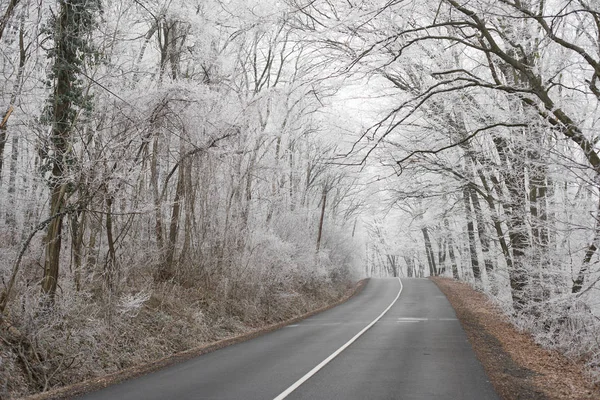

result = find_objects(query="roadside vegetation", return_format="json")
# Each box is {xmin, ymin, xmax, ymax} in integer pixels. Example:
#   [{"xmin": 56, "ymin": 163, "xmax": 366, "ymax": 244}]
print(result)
[
  {"xmin": 296, "ymin": 0, "xmax": 600, "ymax": 386},
  {"xmin": 0, "ymin": 0, "xmax": 361, "ymax": 397},
  {"xmin": 3, "ymin": 0, "xmax": 600, "ymax": 397}
]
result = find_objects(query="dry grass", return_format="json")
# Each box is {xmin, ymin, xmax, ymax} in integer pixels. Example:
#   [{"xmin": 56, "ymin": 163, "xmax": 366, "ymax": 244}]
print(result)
[
  {"xmin": 431, "ymin": 277, "xmax": 600, "ymax": 400},
  {"xmin": 10, "ymin": 279, "xmax": 366, "ymax": 400}
]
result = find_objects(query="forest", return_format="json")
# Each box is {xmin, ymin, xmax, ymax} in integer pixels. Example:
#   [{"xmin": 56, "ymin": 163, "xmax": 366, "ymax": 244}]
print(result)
[{"xmin": 1, "ymin": 0, "xmax": 599, "ymax": 397}]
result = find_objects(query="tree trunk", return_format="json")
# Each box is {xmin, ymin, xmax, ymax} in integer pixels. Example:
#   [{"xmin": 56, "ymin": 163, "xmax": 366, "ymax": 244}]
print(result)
[
  {"xmin": 463, "ymin": 185, "xmax": 481, "ymax": 281},
  {"xmin": 179, "ymin": 155, "xmax": 196, "ymax": 265},
  {"xmin": 437, "ymin": 237, "xmax": 447, "ymax": 275},
  {"xmin": 492, "ymin": 135, "xmax": 530, "ymax": 310},
  {"xmin": 404, "ymin": 255, "xmax": 414, "ymax": 278},
  {"xmin": 477, "ymin": 170, "xmax": 513, "ymax": 271},
  {"xmin": 316, "ymin": 186, "xmax": 327, "ymax": 252},
  {"xmin": 3, "ymin": 16, "xmax": 26, "ymax": 234},
  {"xmin": 421, "ymin": 226, "xmax": 437, "ymax": 276},
  {"xmin": 573, "ymin": 196, "xmax": 600, "ymax": 293},
  {"xmin": 469, "ymin": 185, "xmax": 495, "ymax": 275},
  {"xmin": 5, "ymin": 134, "xmax": 18, "ymax": 236},
  {"xmin": 163, "ymin": 157, "xmax": 186, "ymax": 279},
  {"xmin": 387, "ymin": 254, "xmax": 398, "ymax": 277},
  {"xmin": 70, "ymin": 211, "xmax": 85, "ymax": 291},
  {"xmin": 105, "ymin": 193, "xmax": 117, "ymax": 293},
  {"xmin": 444, "ymin": 218, "xmax": 460, "ymax": 279},
  {"xmin": 42, "ymin": 0, "xmax": 79, "ymax": 301},
  {"xmin": 41, "ymin": 185, "xmax": 67, "ymax": 298},
  {"xmin": 0, "ymin": 0, "xmax": 20, "ymax": 41},
  {"xmin": 150, "ymin": 134, "xmax": 165, "ymax": 253}
]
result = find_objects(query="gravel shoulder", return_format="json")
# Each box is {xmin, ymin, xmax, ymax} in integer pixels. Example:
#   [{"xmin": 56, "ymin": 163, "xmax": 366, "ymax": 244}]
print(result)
[{"xmin": 431, "ymin": 277, "xmax": 599, "ymax": 400}]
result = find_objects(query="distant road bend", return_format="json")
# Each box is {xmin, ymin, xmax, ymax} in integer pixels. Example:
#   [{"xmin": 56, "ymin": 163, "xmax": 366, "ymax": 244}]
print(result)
[{"xmin": 79, "ymin": 278, "xmax": 499, "ymax": 400}]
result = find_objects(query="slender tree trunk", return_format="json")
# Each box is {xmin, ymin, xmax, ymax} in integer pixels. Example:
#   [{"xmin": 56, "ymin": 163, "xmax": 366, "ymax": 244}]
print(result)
[
  {"xmin": 132, "ymin": 22, "xmax": 158, "ymax": 86},
  {"xmin": 316, "ymin": 186, "xmax": 327, "ymax": 252},
  {"xmin": 70, "ymin": 210, "xmax": 85, "ymax": 291},
  {"xmin": 478, "ymin": 170, "xmax": 513, "ymax": 271},
  {"xmin": 179, "ymin": 156, "xmax": 196, "ymax": 265},
  {"xmin": 463, "ymin": 185, "xmax": 481, "ymax": 281},
  {"xmin": 163, "ymin": 157, "xmax": 186, "ymax": 279},
  {"xmin": 421, "ymin": 226, "xmax": 437, "ymax": 276},
  {"xmin": 437, "ymin": 237, "xmax": 447, "ymax": 275},
  {"xmin": 387, "ymin": 255, "xmax": 398, "ymax": 277},
  {"xmin": 0, "ymin": 0, "xmax": 20, "ymax": 41},
  {"xmin": 42, "ymin": 184, "xmax": 67, "ymax": 298},
  {"xmin": 3, "ymin": 16, "xmax": 26, "ymax": 231},
  {"xmin": 150, "ymin": 135, "xmax": 164, "ymax": 253},
  {"xmin": 492, "ymin": 135, "xmax": 530, "ymax": 310},
  {"xmin": 469, "ymin": 186, "xmax": 495, "ymax": 274},
  {"xmin": 573, "ymin": 196, "xmax": 600, "ymax": 293},
  {"xmin": 404, "ymin": 255, "xmax": 414, "ymax": 278},
  {"xmin": 105, "ymin": 193, "xmax": 117, "ymax": 293},
  {"xmin": 443, "ymin": 218, "xmax": 460, "ymax": 279},
  {"xmin": 0, "ymin": 106, "xmax": 13, "ymax": 182},
  {"xmin": 86, "ymin": 219, "xmax": 99, "ymax": 271},
  {"xmin": 5, "ymin": 134, "xmax": 18, "ymax": 236},
  {"xmin": 289, "ymin": 144, "xmax": 295, "ymax": 211}
]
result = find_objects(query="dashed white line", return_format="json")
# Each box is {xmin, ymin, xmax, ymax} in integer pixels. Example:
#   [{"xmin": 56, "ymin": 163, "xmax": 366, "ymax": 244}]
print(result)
[{"xmin": 272, "ymin": 277, "xmax": 403, "ymax": 400}]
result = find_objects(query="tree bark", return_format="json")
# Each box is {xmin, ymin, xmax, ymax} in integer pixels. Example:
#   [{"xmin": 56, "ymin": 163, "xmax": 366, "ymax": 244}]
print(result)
[
  {"xmin": 0, "ymin": 0, "xmax": 20, "ymax": 41},
  {"xmin": 477, "ymin": 170, "xmax": 513, "ymax": 271},
  {"xmin": 573, "ymin": 196, "xmax": 600, "ymax": 293},
  {"xmin": 463, "ymin": 185, "xmax": 481, "ymax": 281},
  {"xmin": 41, "ymin": 185, "xmax": 67, "ymax": 298},
  {"xmin": 70, "ymin": 211, "xmax": 85, "ymax": 291},
  {"xmin": 42, "ymin": 1, "xmax": 75, "ymax": 300},
  {"xmin": 150, "ymin": 134, "xmax": 164, "ymax": 253},
  {"xmin": 163, "ymin": 156, "xmax": 186, "ymax": 279},
  {"xmin": 316, "ymin": 186, "xmax": 327, "ymax": 252},
  {"xmin": 492, "ymin": 135, "xmax": 530, "ymax": 309},
  {"xmin": 421, "ymin": 226, "xmax": 437, "ymax": 276},
  {"xmin": 469, "ymin": 185, "xmax": 494, "ymax": 275},
  {"xmin": 105, "ymin": 193, "xmax": 117, "ymax": 292},
  {"xmin": 444, "ymin": 218, "xmax": 460, "ymax": 279}
]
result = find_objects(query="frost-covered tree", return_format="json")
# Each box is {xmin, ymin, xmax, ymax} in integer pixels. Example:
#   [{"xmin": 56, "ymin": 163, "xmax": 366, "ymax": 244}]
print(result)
[{"xmin": 39, "ymin": 0, "xmax": 101, "ymax": 299}]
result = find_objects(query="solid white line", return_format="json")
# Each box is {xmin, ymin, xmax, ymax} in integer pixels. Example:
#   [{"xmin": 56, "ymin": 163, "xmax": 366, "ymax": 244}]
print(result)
[{"xmin": 272, "ymin": 278, "xmax": 403, "ymax": 400}]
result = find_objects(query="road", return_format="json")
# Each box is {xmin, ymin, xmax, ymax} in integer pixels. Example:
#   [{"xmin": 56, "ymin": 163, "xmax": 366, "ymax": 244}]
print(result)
[{"xmin": 78, "ymin": 278, "xmax": 499, "ymax": 400}]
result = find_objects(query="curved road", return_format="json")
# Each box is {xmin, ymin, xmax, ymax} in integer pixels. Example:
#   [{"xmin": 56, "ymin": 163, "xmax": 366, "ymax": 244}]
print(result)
[{"xmin": 78, "ymin": 278, "xmax": 499, "ymax": 400}]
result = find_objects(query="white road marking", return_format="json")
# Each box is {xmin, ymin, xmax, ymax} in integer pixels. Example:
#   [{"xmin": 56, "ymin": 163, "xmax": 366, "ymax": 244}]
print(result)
[
  {"xmin": 272, "ymin": 278, "xmax": 403, "ymax": 400},
  {"xmin": 397, "ymin": 317, "xmax": 428, "ymax": 321}
]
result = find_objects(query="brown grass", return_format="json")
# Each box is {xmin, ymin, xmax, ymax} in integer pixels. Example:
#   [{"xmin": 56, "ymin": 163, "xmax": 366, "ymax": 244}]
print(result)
[
  {"xmin": 431, "ymin": 277, "xmax": 599, "ymax": 400},
  {"xmin": 18, "ymin": 279, "xmax": 367, "ymax": 400}
]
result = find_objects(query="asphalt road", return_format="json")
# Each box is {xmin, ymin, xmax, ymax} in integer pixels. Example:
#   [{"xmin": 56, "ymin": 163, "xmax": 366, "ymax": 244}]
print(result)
[{"xmin": 78, "ymin": 278, "xmax": 499, "ymax": 400}]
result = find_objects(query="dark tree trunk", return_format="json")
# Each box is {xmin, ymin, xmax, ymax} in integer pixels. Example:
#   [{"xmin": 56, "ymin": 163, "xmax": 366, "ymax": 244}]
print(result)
[
  {"xmin": 316, "ymin": 186, "xmax": 327, "ymax": 252},
  {"xmin": 421, "ymin": 226, "xmax": 437, "ymax": 276},
  {"xmin": 463, "ymin": 185, "xmax": 481, "ymax": 281},
  {"xmin": 444, "ymin": 219, "xmax": 460, "ymax": 279}
]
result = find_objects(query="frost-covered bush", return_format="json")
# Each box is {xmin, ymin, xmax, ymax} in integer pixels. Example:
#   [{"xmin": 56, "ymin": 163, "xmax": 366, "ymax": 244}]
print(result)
[{"xmin": 511, "ymin": 296, "xmax": 600, "ymax": 383}]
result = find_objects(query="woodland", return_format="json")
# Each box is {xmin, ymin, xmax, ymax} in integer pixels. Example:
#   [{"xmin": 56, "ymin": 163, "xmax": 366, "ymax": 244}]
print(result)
[{"xmin": 0, "ymin": 0, "xmax": 600, "ymax": 397}]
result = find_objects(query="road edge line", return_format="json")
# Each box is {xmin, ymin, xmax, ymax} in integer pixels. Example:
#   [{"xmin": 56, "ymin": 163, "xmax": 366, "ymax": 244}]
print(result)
[
  {"xmin": 21, "ymin": 280, "xmax": 369, "ymax": 400},
  {"xmin": 272, "ymin": 277, "xmax": 404, "ymax": 400}
]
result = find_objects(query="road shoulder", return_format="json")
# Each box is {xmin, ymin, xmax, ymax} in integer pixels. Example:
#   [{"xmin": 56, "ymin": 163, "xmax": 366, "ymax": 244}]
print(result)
[
  {"xmin": 431, "ymin": 277, "xmax": 599, "ymax": 400},
  {"xmin": 22, "ymin": 280, "xmax": 367, "ymax": 400}
]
